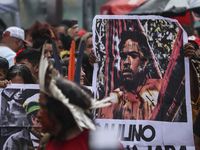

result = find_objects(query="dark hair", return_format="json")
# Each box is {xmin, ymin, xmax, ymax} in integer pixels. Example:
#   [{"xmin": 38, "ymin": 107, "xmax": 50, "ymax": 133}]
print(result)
[
  {"xmin": 16, "ymin": 48, "xmax": 40, "ymax": 67},
  {"xmin": 45, "ymin": 78, "xmax": 93, "ymax": 141},
  {"xmin": 82, "ymin": 52, "xmax": 93, "ymax": 86},
  {"xmin": 119, "ymin": 31, "xmax": 151, "ymax": 59},
  {"xmin": 0, "ymin": 19, "xmax": 7, "ymax": 39},
  {"xmin": 6, "ymin": 64, "xmax": 36, "ymax": 83},
  {"xmin": 32, "ymin": 35, "xmax": 53, "ymax": 50},
  {"xmin": 29, "ymin": 20, "xmax": 59, "ymax": 49},
  {"xmin": 60, "ymin": 33, "xmax": 72, "ymax": 51},
  {"xmin": 0, "ymin": 56, "xmax": 9, "ymax": 74},
  {"xmin": 61, "ymin": 19, "xmax": 78, "ymax": 29}
]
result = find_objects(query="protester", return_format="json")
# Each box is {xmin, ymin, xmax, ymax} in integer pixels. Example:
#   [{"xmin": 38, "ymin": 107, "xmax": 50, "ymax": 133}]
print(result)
[
  {"xmin": 61, "ymin": 19, "xmax": 78, "ymax": 40},
  {"xmin": 184, "ymin": 38, "xmax": 200, "ymax": 124},
  {"xmin": 80, "ymin": 68, "xmax": 86, "ymax": 85},
  {"xmin": 6, "ymin": 64, "xmax": 36, "ymax": 84},
  {"xmin": 77, "ymin": 29, "xmax": 87, "ymax": 37},
  {"xmin": 0, "ymin": 56, "xmax": 11, "ymax": 88},
  {"xmin": 188, "ymin": 35, "xmax": 200, "ymax": 89},
  {"xmin": 55, "ymin": 38, "xmax": 64, "ymax": 54},
  {"xmin": 24, "ymin": 28, "xmax": 33, "ymax": 47},
  {"xmin": 58, "ymin": 19, "xmax": 79, "ymax": 51},
  {"xmin": 2, "ymin": 64, "xmax": 37, "ymax": 127},
  {"xmin": 15, "ymin": 48, "xmax": 40, "ymax": 83},
  {"xmin": 55, "ymin": 23, "xmax": 68, "ymax": 35},
  {"xmin": 60, "ymin": 50, "xmax": 70, "ymax": 59},
  {"xmin": 2, "ymin": 64, "xmax": 36, "ymax": 125},
  {"xmin": 29, "ymin": 20, "xmax": 62, "ymax": 57},
  {"xmin": 58, "ymin": 54, "xmax": 89, "ymax": 86},
  {"xmin": 0, "ymin": 27, "xmax": 26, "ymax": 68},
  {"xmin": 0, "ymin": 56, "xmax": 9, "ymax": 80},
  {"xmin": 78, "ymin": 32, "xmax": 93, "ymax": 53},
  {"xmin": 3, "ymin": 101, "xmax": 41, "ymax": 150},
  {"xmin": 78, "ymin": 32, "xmax": 97, "ymax": 86},
  {"xmin": 184, "ymin": 43, "xmax": 200, "ymax": 123},
  {"xmin": 193, "ymin": 111, "xmax": 200, "ymax": 150},
  {"xmin": 0, "ymin": 19, "xmax": 7, "ymax": 40},
  {"xmin": 0, "ymin": 73, "xmax": 38, "ymax": 150},
  {"xmin": 59, "ymin": 33, "xmax": 72, "ymax": 54},
  {"xmin": 74, "ymin": 29, "xmax": 87, "ymax": 50},
  {"xmin": 184, "ymin": 42, "xmax": 200, "ymax": 150},
  {"xmin": 37, "ymin": 45, "xmax": 122, "ymax": 150},
  {"xmin": 188, "ymin": 35, "xmax": 200, "ymax": 58}
]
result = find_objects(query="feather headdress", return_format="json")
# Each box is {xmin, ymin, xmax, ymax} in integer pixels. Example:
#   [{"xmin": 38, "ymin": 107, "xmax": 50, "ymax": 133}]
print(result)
[{"xmin": 39, "ymin": 42, "xmax": 112, "ymax": 131}]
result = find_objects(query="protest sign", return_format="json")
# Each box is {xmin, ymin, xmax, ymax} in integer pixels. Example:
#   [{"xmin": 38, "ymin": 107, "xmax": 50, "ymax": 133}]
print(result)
[
  {"xmin": 93, "ymin": 15, "xmax": 194, "ymax": 149},
  {"xmin": 0, "ymin": 84, "xmax": 40, "ymax": 149}
]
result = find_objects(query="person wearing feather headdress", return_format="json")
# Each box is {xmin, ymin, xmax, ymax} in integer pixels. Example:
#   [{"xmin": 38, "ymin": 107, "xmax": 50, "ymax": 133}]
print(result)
[{"xmin": 37, "ymin": 42, "xmax": 123, "ymax": 150}]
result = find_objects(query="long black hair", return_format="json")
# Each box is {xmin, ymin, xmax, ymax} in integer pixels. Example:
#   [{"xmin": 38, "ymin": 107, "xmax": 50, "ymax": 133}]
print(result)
[{"xmin": 6, "ymin": 64, "xmax": 36, "ymax": 83}]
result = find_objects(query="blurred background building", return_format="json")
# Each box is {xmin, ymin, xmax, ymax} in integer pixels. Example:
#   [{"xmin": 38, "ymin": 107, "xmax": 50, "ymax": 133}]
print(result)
[
  {"xmin": 0, "ymin": 0, "xmax": 109, "ymax": 31},
  {"xmin": 0, "ymin": 0, "xmax": 200, "ymax": 35}
]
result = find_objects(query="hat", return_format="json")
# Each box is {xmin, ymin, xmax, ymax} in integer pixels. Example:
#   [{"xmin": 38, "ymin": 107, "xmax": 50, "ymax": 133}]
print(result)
[
  {"xmin": 3, "ymin": 26, "xmax": 25, "ymax": 41},
  {"xmin": 77, "ymin": 29, "xmax": 87, "ymax": 36},
  {"xmin": 23, "ymin": 101, "xmax": 40, "ymax": 114},
  {"xmin": 188, "ymin": 35, "xmax": 200, "ymax": 46},
  {"xmin": 60, "ymin": 50, "xmax": 70, "ymax": 59}
]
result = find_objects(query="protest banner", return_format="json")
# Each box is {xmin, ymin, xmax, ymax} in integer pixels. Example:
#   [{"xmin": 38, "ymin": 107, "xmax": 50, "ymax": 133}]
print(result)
[
  {"xmin": 92, "ymin": 15, "xmax": 194, "ymax": 149},
  {"xmin": 0, "ymin": 84, "xmax": 40, "ymax": 150}
]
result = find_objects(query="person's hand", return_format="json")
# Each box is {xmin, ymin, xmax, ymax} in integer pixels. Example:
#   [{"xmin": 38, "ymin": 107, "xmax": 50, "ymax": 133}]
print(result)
[
  {"xmin": 89, "ymin": 49, "xmax": 97, "ymax": 67},
  {"xmin": 184, "ymin": 42, "xmax": 200, "ymax": 102},
  {"xmin": 0, "ymin": 80, "xmax": 11, "ymax": 88},
  {"xmin": 183, "ymin": 43, "xmax": 196, "ymax": 59},
  {"xmin": 64, "ymin": 76, "xmax": 68, "ymax": 80}
]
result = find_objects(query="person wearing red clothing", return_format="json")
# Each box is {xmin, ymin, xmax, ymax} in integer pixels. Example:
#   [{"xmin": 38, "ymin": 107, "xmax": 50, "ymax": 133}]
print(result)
[
  {"xmin": 45, "ymin": 129, "xmax": 89, "ymax": 150},
  {"xmin": 37, "ymin": 43, "xmax": 123, "ymax": 150}
]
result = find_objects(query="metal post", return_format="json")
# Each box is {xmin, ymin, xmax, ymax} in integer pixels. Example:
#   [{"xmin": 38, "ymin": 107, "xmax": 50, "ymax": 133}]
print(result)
[
  {"xmin": 83, "ymin": 0, "xmax": 95, "ymax": 31},
  {"xmin": 46, "ymin": 0, "xmax": 63, "ymax": 26}
]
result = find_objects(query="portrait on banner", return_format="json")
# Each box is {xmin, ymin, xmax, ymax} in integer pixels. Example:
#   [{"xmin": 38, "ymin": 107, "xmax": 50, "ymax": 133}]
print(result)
[
  {"xmin": 94, "ymin": 17, "xmax": 186, "ymax": 122},
  {"xmin": 0, "ymin": 84, "xmax": 41, "ymax": 150}
]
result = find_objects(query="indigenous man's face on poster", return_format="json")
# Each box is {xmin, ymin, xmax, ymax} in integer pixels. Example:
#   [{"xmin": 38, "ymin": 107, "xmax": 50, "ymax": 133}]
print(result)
[{"xmin": 120, "ymin": 39, "xmax": 143, "ymax": 82}]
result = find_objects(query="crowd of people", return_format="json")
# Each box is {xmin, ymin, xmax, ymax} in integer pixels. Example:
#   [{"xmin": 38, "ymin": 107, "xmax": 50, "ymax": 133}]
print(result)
[
  {"xmin": 0, "ymin": 19, "xmax": 124, "ymax": 150},
  {"xmin": 0, "ymin": 16, "xmax": 199, "ymax": 150},
  {"xmin": 0, "ymin": 19, "xmax": 96, "ymax": 85}
]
